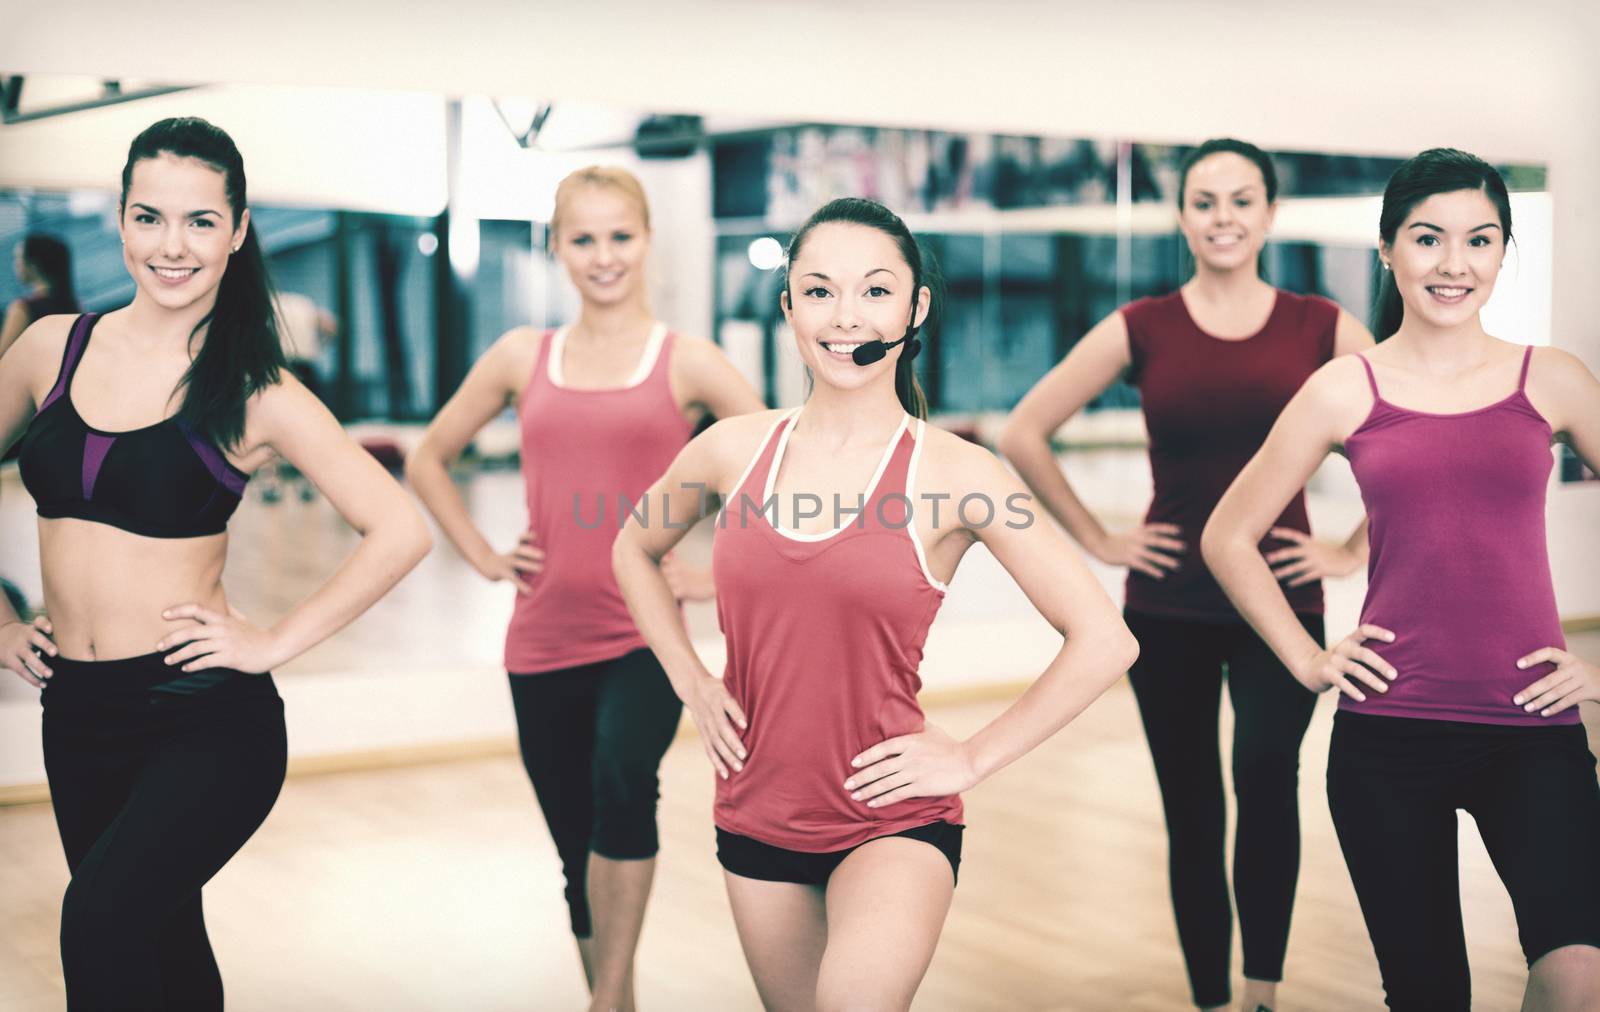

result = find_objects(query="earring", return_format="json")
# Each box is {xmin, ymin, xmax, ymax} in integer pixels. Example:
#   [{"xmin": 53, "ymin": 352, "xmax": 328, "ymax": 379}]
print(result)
[{"xmin": 1381, "ymin": 261, "xmax": 1390, "ymax": 271}]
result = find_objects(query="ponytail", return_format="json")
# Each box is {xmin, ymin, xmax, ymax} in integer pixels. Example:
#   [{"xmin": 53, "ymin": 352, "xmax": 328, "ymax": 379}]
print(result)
[{"xmin": 120, "ymin": 117, "xmax": 284, "ymax": 449}]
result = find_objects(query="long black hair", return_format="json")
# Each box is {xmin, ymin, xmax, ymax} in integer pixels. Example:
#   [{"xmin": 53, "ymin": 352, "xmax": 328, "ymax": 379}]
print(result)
[
  {"xmin": 1372, "ymin": 148, "xmax": 1512, "ymax": 340},
  {"xmin": 120, "ymin": 117, "xmax": 284, "ymax": 450},
  {"xmin": 781, "ymin": 197, "xmax": 939, "ymax": 419},
  {"xmin": 21, "ymin": 234, "xmax": 76, "ymax": 306}
]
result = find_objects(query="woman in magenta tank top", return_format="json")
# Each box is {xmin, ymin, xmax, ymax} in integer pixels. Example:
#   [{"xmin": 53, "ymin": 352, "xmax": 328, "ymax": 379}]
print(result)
[
  {"xmin": 1205, "ymin": 149, "xmax": 1600, "ymax": 1010},
  {"xmin": 1002, "ymin": 138, "xmax": 1374, "ymax": 1012},
  {"xmin": 614, "ymin": 198, "xmax": 1139, "ymax": 1010},
  {"xmin": 406, "ymin": 167, "xmax": 763, "ymax": 1011}
]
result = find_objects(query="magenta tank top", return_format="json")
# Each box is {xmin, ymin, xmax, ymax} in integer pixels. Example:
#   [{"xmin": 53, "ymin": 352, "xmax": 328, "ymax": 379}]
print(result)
[
  {"xmin": 1343, "ymin": 345, "xmax": 1572, "ymax": 726},
  {"xmin": 711, "ymin": 411, "xmax": 963, "ymax": 851},
  {"xmin": 504, "ymin": 324, "xmax": 693, "ymax": 674}
]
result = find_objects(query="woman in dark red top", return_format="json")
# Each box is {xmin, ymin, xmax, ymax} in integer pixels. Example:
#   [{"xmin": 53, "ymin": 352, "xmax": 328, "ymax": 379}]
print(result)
[{"xmin": 1000, "ymin": 139, "xmax": 1374, "ymax": 1012}]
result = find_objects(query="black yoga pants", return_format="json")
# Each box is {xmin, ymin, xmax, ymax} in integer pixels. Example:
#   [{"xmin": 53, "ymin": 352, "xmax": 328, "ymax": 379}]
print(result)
[
  {"xmin": 1124, "ymin": 608, "xmax": 1323, "ymax": 1008},
  {"xmin": 1327, "ymin": 709, "xmax": 1600, "ymax": 1011},
  {"xmin": 42, "ymin": 651, "xmax": 287, "ymax": 1011},
  {"xmin": 508, "ymin": 647, "xmax": 683, "ymax": 938}
]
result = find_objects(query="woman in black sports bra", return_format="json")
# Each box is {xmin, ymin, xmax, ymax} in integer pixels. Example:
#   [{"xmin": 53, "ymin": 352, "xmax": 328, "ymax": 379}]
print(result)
[{"xmin": 0, "ymin": 118, "xmax": 432, "ymax": 1010}]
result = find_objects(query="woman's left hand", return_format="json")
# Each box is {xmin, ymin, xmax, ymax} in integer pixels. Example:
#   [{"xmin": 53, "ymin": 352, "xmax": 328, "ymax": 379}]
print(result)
[
  {"xmin": 845, "ymin": 724, "xmax": 978, "ymax": 808},
  {"xmin": 1513, "ymin": 648, "xmax": 1600, "ymax": 718},
  {"xmin": 1263, "ymin": 527, "xmax": 1361, "ymax": 587},
  {"xmin": 157, "ymin": 603, "xmax": 283, "ymax": 674}
]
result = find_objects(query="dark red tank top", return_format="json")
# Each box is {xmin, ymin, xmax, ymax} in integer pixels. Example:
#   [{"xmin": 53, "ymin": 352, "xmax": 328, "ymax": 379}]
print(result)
[
  {"xmin": 504, "ymin": 324, "xmax": 693, "ymax": 673},
  {"xmin": 711, "ymin": 411, "xmax": 962, "ymax": 851},
  {"xmin": 1123, "ymin": 289, "xmax": 1339, "ymax": 620}
]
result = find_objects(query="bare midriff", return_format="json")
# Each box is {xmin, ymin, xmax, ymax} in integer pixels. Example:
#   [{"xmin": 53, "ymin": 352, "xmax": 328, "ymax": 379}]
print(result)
[{"xmin": 39, "ymin": 517, "xmax": 230, "ymax": 661}]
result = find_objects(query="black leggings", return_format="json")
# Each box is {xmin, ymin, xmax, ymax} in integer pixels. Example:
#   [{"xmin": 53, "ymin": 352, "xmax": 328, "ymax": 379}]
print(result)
[
  {"xmin": 1328, "ymin": 710, "xmax": 1600, "ymax": 1011},
  {"xmin": 1124, "ymin": 608, "xmax": 1323, "ymax": 1008},
  {"xmin": 508, "ymin": 647, "xmax": 683, "ymax": 939},
  {"xmin": 41, "ymin": 651, "xmax": 287, "ymax": 1011}
]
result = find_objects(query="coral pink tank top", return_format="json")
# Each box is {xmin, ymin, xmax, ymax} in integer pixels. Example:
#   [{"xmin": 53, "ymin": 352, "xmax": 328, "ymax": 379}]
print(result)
[
  {"xmin": 1343, "ymin": 345, "xmax": 1572, "ymax": 726},
  {"xmin": 711, "ymin": 410, "xmax": 964, "ymax": 851},
  {"xmin": 504, "ymin": 324, "xmax": 692, "ymax": 673}
]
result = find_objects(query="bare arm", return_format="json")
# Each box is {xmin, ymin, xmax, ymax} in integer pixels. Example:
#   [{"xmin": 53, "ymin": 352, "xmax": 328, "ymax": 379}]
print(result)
[
  {"xmin": 1505, "ymin": 347, "xmax": 1600, "ymax": 718},
  {"xmin": 998, "ymin": 311, "xmax": 1183, "ymax": 578},
  {"xmin": 614, "ymin": 416, "xmax": 772, "ymax": 778},
  {"xmin": 405, "ymin": 329, "xmax": 539, "ymax": 589},
  {"xmin": 0, "ymin": 319, "xmax": 61, "ymax": 683},
  {"xmin": 1201, "ymin": 359, "xmax": 1395, "ymax": 700},
  {"xmin": 847, "ymin": 437, "xmax": 1140, "ymax": 807},
  {"xmin": 0, "ymin": 301, "xmax": 29, "ymax": 360},
  {"xmin": 658, "ymin": 335, "xmax": 768, "ymax": 600},
  {"xmin": 673, "ymin": 333, "xmax": 767, "ymax": 420},
  {"xmin": 159, "ymin": 373, "xmax": 433, "ymax": 672},
  {"xmin": 1251, "ymin": 308, "xmax": 1377, "ymax": 585}
]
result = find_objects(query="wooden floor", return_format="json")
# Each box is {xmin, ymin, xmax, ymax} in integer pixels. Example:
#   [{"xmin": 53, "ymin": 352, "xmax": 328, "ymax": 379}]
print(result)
[{"xmin": 6, "ymin": 678, "xmax": 1593, "ymax": 1011}]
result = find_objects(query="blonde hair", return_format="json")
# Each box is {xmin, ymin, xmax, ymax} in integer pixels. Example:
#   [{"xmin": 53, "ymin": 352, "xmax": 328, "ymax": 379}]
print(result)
[{"xmin": 550, "ymin": 165, "xmax": 651, "ymax": 241}]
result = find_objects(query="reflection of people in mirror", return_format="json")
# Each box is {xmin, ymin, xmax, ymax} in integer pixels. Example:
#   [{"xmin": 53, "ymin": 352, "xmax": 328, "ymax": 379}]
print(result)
[{"xmin": 1, "ymin": 234, "xmax": 80, "ymax": 360}]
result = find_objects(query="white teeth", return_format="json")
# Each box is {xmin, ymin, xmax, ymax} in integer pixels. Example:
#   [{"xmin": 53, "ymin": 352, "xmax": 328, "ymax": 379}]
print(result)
[
  {"xmin": 153, "ymin": 267, "xmax": 197, "ymax": 279},
  {"xmin": 1430, "ymin": 287, "xmax": 1468, "ymax": 297},
  {"xmin": 823, "ymin": 342, "xmax": 863, "ymax": 353},
  {"xmin": 1209, "ymin": 235, "xmax": 1242, "ymax": 246}
]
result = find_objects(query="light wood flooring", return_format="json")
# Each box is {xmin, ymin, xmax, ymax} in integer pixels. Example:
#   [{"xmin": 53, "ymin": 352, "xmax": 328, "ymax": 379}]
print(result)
[{"xmin": 5, "ymin": 675, "xmax": 1596, "ymax": 1011}]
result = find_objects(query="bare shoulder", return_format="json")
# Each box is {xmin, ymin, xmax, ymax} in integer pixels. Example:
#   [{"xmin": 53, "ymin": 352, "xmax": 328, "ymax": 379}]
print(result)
[
  {"xmin": 1304, "ymin": 353, "xmax": 1372, "ymax": 407},
  {"xmin": 915, "ymin": 421, "xmax": 1014, "ymax": 496},
  {"xmin": 246, "ymin": 365, "xmax": 325, "ymax": 435},
  {"xmin": 696, "ymin": 408, "xmax": 791, "ymax": 488},
  {"xmin": 1, "ymin": 314, "xmax": 76, "ymax": 389},
  {"xmin": 1529, "ymin": 345, "xmax": 1596, "ymax": 386},
  {"xmin": 491, "ymin": 324, "xmax": 547, "ymax": 377},
  {"xmin": 1526, "ymin": 345, "xmax": 1599, "ymax": 427},
  {"xmin": 670, "ymin": 331, "xmax": 721, "ymax": 359},
  {"xmin": 666, "ymin": 331, "xmax": 724, "ymax": 377}
]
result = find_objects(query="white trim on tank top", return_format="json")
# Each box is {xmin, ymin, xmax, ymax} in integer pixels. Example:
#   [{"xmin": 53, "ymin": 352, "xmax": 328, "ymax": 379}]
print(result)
[
  {"xmin": 719, "ymin": 409, "xmax": 799, "ymax": 526},
  {"xmin": 546, "ymin": 321, "xmax": 668, "ymax": 390},
  {"xmin": 761, "ymin": 410, "xmax": 909, "ymax": 543},
  {"xmin": 905, "ymin": 418, "xmax": 950, "ymax": 593}
]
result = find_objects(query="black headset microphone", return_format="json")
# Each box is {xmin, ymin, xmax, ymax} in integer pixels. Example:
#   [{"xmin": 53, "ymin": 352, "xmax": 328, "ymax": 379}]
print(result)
[{"xmin": 850, "ymin": 325, "xmax": 923, "ymax": 366}]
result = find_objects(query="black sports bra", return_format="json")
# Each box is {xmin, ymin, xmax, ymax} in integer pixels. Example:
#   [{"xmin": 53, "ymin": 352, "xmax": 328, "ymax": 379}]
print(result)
[{"xmin": 16, "ymin": 313, "xmax": 250, "ymax": 538}]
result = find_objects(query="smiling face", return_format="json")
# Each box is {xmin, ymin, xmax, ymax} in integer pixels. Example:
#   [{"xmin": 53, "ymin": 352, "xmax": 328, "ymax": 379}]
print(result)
[
  {"xmin": 781, "ymin": 222, "xmax": 929, "ymax": 395},
  {"xmin": 119, "ymin": 152, "xmax": 247, "ymax": 314},
  {"xmin": 1382, "ymin": 187, "xmax": 1505, "ymax": 332},
  {"xmin": 1177, "ymin": 152, "xmax": 1276, "ymax": 274},
  {"xmin": 552, "ymin": 184, "xmax": 650, "ymax": 308}
]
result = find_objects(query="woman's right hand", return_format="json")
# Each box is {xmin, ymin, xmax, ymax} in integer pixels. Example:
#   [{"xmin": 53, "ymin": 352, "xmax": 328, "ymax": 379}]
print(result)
[
  {"xmin": 1295, "ymin": 624, "xmax": 1398, "ymax": 701},
  {"xmin": 1093, "ymin": 523, "xmax": 1186, "ymax": 579},
  {"xmin": 1, "ymin": 616, "xmax": 57, "ymax": 688},
  {"xmin": 479, "ymin": 529, "xmax": 544, "ymax": 593},
  {"xmin": 684, "ymin": 674, "xmax": 748, "ymax": 780}
]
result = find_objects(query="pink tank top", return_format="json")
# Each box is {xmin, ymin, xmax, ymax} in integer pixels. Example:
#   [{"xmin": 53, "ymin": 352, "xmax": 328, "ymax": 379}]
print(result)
[
  {"xmin": 1343, "ymin": 346, "xmax": 1573, "ymax": 726},
  {"xmin": 504, "ymin": 324, "xmax": 693, "ymax": 673},
  {"xmin": 711, "ymin": 411, "xmax": 964, "ymax": 851}
]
